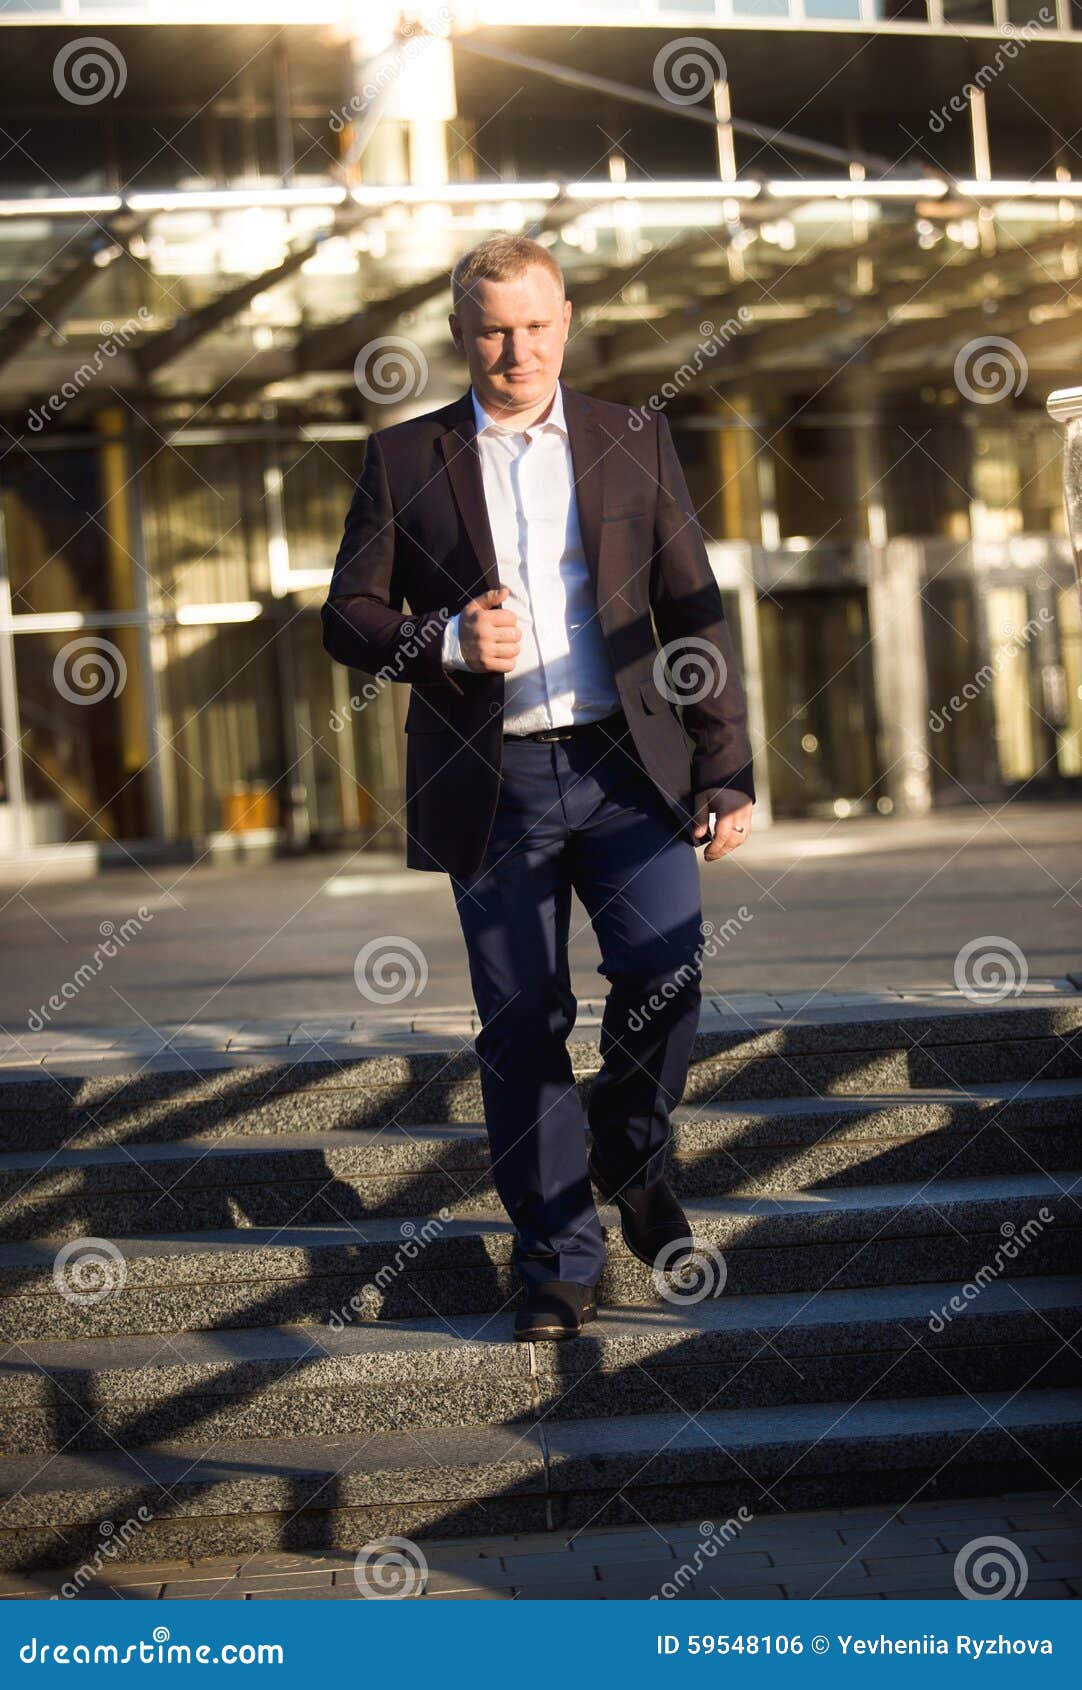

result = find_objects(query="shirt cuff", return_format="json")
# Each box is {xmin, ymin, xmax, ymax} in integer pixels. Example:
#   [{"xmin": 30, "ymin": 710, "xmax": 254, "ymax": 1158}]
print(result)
[{"xmin": 441, "ymin": 612, "xmax": 470, "ymax": 671}]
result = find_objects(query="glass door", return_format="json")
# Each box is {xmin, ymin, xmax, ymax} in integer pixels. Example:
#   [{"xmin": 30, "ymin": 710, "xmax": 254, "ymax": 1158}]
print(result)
[{"xmin": 757, "ymin": 587, "xmax": 883, "ymax": 817}]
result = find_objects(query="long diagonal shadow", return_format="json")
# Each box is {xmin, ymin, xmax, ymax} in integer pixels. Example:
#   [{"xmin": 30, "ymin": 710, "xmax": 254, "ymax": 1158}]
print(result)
[{"xmin": 1, "ymin": 1009, "xmax": 1081, "ymax": 1585}]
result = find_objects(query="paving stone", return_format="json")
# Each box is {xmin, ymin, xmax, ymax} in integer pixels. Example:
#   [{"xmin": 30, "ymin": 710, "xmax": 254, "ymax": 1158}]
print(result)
[
  {"xmin": 423, "ymin": 1586, "xmax": 514, "ymax": 1600},
  {"xmin": 161, "ymin": 1582, "xmax": 245, "ymax": 1598},
  {"xmin": 1034, "ymin": 1536, "xmax": 1082, "ymax": 1562},
  {"xmin": 602, "ymin": 1581, "xmax": 788, "ymax": 1601},
  {"xmin": 885, "ymin": 1581, "xmax": 1073, "ymax": 1600},
  {"xmin": 863, "ymin": 1552, "xmax": 959, "ymax": 1577},
  {"xmin": 71, "ymin": 1584, "xmax": 163, "ymax": 1599},
  {"xmin": 571, "ymin": 1541, "xmax": 679, "ymax": 1564},
  {"xmin": 1006, "ymin": 1512, "xmax": 1082, "ymax": 1531},
  {"xmin": 422, "ymin": 1565, "xmax": 518, "ymax": 1593},
  {"xmin": 837, "ymin": 1530, "xmax": 950, "ymax": 1555},
  {"xmin": 597, "ymin": 1557, "xmax": 691, "ymax": 1586},
  {"xmin": 500, "ymin": 1552, "xmax": 600, "ymax": 1582},
  {"xmin": 484, "ymin": 1532, "xmax": 577, "ymax": 1554},
  {"xmin": 566, "ymin": 1527, "xmax": 676, "ymax": 1553},
  {"xmin": 510, "ymin": 1581, "xmax": 603, "ymax": 1599},
  {"xmin": 245, "ymin": 1586, "xmax": 362, "ymax": 1600},
  {"xmin": 748, "ymin": 1539, "xmax": 852, "ymax": 1565},
  {"xmin": 232, "ymin": 1570, "xmax": 338, "ymax": 1590}
]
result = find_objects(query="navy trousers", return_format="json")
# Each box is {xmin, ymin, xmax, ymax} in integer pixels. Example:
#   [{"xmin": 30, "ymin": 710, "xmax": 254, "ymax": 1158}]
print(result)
[{"xmin": 449, "ymin": 713, "xmax": 705, "ymax": 1290}]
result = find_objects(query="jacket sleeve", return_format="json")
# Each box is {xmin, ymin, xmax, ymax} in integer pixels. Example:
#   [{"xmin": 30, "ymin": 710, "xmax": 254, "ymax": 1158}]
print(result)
[
  {"xmin": 321, "ymin": 430, "xmax": 464, "ymax": 696},
  {"xmin": 652, "ymin": 411, "xmax": 755, "ymax": 804}
]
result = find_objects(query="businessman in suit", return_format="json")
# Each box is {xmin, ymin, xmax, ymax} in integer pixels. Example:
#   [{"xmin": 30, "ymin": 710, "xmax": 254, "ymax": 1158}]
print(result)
[{"xmin": 323, "ymin": 235, "xmax": 755, "ymax": 1341}]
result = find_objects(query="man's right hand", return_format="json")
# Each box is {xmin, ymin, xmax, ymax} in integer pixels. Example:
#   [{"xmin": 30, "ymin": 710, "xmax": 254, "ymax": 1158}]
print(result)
[{"xmin": 458, "ymin": 585, "xmax": 521, "ymax": 674}]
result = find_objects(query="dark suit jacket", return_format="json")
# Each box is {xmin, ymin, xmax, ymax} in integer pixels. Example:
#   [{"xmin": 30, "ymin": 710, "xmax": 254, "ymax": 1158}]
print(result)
[{"xmin": 322, "ymin": 381, "xmax": 756, "ymax": 879}]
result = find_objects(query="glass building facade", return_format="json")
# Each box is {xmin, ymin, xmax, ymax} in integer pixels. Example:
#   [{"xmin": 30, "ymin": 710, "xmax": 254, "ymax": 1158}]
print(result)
[{"xmin": 1, "ymin": 0, "xmax": 1080, "ymax": 864}]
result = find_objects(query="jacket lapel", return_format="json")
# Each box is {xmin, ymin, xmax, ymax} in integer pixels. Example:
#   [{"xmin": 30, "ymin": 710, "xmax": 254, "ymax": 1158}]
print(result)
[
  {"xmin": 437, "ymin": 391, "xmax": 499, "ymax": 595},
  {"xmin": 561, "ymin": 382, "xmax": 607, "ymax": 606}
]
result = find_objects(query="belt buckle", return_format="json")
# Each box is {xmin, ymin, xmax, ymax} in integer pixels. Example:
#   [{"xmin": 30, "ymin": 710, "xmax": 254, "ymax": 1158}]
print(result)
[{"xmin": 535, "ymin": 728, "xmax": 564, "ymax": 742}]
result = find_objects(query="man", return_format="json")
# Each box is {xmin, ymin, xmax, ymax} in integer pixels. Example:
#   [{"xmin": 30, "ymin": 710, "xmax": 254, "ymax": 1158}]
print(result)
[{"xmin": 323, "ymin": 235, "xmax": 755, "ymax": 1342}]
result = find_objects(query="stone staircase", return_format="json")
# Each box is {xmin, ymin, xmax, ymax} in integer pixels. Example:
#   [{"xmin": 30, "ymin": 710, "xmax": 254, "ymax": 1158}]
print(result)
[{"xmin": 1, "ymin": 1000, "xmax": 1081, "ymax": 1576}]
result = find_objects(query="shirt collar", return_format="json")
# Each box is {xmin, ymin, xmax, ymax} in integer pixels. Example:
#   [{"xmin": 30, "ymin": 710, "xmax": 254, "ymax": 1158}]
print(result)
[{"xmin": 471, "ymin": 380, "xmax": 566, "ymax": 439}]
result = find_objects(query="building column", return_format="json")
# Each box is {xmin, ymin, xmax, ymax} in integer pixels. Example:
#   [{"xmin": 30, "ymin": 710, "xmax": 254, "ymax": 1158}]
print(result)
[
  {"xmin": 0, "ymin": 498, "xmax": 28, "ymax": 855},
  {"xmin": 343, "ymin": 0, "xmax": 457, "ymax": 187},
  {"xmin": 709, "ymin": 398, "xmax": 773, "ymax": 825},
  {"xmin": 868, "ymin": 539, "xmax": 933, "ymax": 817}
]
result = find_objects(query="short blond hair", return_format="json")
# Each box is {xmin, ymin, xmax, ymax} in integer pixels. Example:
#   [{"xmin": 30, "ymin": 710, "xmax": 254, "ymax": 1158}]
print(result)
[{"xmin": 450, "ymin": 235, "xmax": 565, "ymax": 314}]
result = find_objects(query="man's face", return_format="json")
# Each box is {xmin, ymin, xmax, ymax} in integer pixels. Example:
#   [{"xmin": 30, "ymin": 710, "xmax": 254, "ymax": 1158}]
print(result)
[{"xmin": 449, "ymin": 266, "xmax": 572, "ymax": 416}]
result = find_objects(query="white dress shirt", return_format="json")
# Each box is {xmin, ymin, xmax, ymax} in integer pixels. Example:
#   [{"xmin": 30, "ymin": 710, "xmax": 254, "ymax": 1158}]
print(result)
[{"xmin": 441, "ymin": 379, "xmax": 621, "ymax": 734}]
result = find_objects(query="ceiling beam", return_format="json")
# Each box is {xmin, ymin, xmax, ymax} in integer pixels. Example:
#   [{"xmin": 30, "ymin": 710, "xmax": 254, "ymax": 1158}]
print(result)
[{"xmin": 0, "ymin": 214, "xmax": 147, "ymax": 376}]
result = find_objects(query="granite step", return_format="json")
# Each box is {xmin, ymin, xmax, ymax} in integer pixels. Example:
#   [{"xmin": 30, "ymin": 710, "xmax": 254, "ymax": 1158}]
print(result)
[
  {"xmin": 3, "ymin": 1001, "xmax": 1079, "ymax": 1152},
  {"xmin": 3, "ymin": 1276, "xmax": 1079, "ymax": 1457},
  {"xmin": 1, "ymin": 1387, "xmax": 1079, "ymax": 1574},
  {"xmin": 4, "ymin": 1079, "xmax": 1082, "ymax": 1238},
  {"xmin": 2, "ymin": 1172, "xmax": 1077, "ymax": 1337}
]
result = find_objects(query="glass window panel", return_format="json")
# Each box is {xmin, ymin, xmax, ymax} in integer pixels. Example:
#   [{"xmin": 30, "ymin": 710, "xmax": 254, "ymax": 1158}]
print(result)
[
  {"xmin": 922, "ymin": 576, "xmax": 1001, "ymax": 795},
  {"xmin": 141, "ymin": 440, "xmax": 269, "ymax": 611},
  {"xmin": 2, "ymin": 445, "xmax": 139, "ymax": 617},
  {"xmin": 972, "ymin": 424, "xmax": 1032, "ymax": 539},
  {"xmin": 280, "ymin": 438, "xmax": 363, "ymax": 578},
  {"xmin": 291, "ymin": 614, "xmax": 407, "ymax": 846},
  {"xmin": 154, "ymin": 620, "xmax": 284, "ymax": 840},
  {"xmin": 985, "ymin": 584, "xmax": 1038, "ymax": 781},
  {"xmin": 12, "ymin": 628, "xmax": 152, "ymax": 845},
  {"xmin": 882, "ymin": 419, "xmax": 972, "ymax": 540},
  {"xmin": 942, "ymin": 0, "xmax": 996, "ymax": 20},
  {"xmin": 870, "ymin": 0, "xmax": 930, "ymax": 16},
  {"xmin": 733, "ymin": 0, "xmax": 789, "ymax": 13},
  {"xmin": 1016, "ymin": 424, "xmax": 1068, "ymax": 534},
  {"xmin": 773, "ymin": 420, "xmax": 861, "ymax": 545},
  {"xmin": 757, "ymin": 588, "xmax": 881, "ymax": 815},
  {"xmin": 1056, "ymin": 582, "xmax": 1082, "ymax": 777},
  {"xmin": 806, "ymin": 0, "xmax": 862, "ymax": 18}
]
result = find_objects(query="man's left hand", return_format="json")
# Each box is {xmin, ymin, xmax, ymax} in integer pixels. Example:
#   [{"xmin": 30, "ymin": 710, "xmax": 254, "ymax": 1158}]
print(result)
[{"xmin": 689, "ymin": 789, "xmax": 753, "ymax": 862}]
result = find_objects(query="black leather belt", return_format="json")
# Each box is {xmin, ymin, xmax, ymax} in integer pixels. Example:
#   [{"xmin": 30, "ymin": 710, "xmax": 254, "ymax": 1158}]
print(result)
[{"xmin": 503, "ymin": 708, "xmax": 627, "ymax": 744}]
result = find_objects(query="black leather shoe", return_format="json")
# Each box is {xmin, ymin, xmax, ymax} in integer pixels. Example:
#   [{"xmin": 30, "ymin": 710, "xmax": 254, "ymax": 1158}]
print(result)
[
  {"xmin": 514, "ymin": 1279, "xmax": 598, "ymax": 1342},
  {"xmin": 588, "ymin": 1149, "xmax": 696, "ymax": 1272}
]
